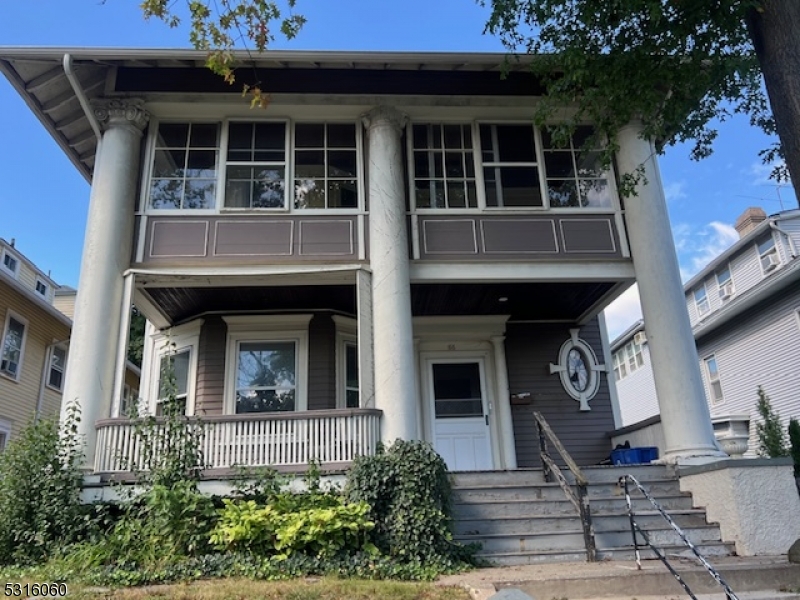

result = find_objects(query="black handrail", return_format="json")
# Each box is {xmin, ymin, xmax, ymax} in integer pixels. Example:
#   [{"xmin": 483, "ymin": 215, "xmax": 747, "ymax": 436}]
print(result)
[
  {"xmin": 619, "ymin": 474, "xmax": 739, "ymax": 600},
  {"xmin": 533, "ymin": 411, "xmax": 596, "ymax": 561}
]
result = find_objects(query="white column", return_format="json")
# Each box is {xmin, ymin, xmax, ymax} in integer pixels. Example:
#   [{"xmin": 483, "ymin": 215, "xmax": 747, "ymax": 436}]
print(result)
[
  {"xmin": 61, "ymin": 99, "xmax": 149, "ymax": 468},
  {"xmin": 362, "ymin": 106, "xmax": 418, "ymax": 443},
  {"xmin": 356, "ymin": 268, "xmax": 375, "ymax": 409},
  {"xmin": 491, "ymin": 335, "xmax": 517, "ymax": 469},
  {"xmin": 616, "ymin": 122, "xmax": 725, "ymax": 462}
]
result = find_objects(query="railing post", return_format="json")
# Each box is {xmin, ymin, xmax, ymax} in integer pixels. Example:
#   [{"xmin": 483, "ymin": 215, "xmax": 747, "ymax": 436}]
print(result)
[
  {"xmin": 536, "ymin": 417, "xmax": 551, "ymax": 482},
  {"xmin": 577, "ymin": 483, "xmax": 597, "ymax": 562}
]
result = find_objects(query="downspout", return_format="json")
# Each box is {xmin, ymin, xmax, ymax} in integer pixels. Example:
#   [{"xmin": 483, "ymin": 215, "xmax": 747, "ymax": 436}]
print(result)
[
  {"xmin": 62, "ymin": 53, "xmax": 103, "ymax": 148},
  {"xmin": 36, "ymin": 339, "xmax": 70, "ymax": 421},
  {"xmin": 769, "ymin": 220, "xmax": 798, "ymax": 258}
]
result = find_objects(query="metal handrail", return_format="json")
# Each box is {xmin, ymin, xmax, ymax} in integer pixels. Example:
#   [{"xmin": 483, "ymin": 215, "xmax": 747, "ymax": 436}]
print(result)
[
  {"xmin": 533, "ymin": 411, "xmax": 596, "ymax": 561},
  {"xmin": 619, "ymin": 474, "xmax": 739, "ymax": 600}
]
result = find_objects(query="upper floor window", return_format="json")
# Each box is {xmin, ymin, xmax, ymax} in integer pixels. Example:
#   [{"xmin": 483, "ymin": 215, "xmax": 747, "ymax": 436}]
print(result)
[
  {"xmin": 1, "ymin": 250, "xmax": 19, "ymax": 278},
  {"xmin": 758, "ymin": 236, "xmax": 780, "ymax": 274},
  {"xmin": 542, "ymin": 127, "xmax": 611, "ymax": 208},
  {"xmin": 0, "ymin": 313, "xmax": 26, "ymax": 380},
  {"xmin": 35, "ymin": 278, "xmax": 49, "ymax": 299},
  {"xmin": 694, "ymin": 285, "xmax": 710, "ymax": 316},
  {"xmin": 47, "ymin": 345, "xmax": 67, "ymax": 391},
  {"xmin": 703, "ymin": 355, "xmax": 724, "ymax": 405},
  {"xmin": 410, "ymin": 122, "xmax": 613, "ymax": 210},
  {"xmin": 612, "ymin": 338, "xmax": 644, "ymax": 380},
  {"xmin": 148, "ymin": 121, "xmax": 361, "ymax": 212},
  {"xmin": 157, "ymin": 349, "xmax": 191, "ymax": 415},
  {"xmin": 150, "ymin": 123, "xmax": 220, "ymax": 210},
  {"xmin": 0, "ymin": 420, "xmax": 10, "ymax": 453},
  {"xmin": 716, "ymin": 267, "xmax": 734, "ymax": 302}
]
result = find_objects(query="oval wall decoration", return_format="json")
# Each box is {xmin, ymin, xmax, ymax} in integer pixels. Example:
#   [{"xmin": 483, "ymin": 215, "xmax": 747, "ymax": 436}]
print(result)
[{"xmin": 549, "ymin": 328, "xmax": 605, "ymax": 411}]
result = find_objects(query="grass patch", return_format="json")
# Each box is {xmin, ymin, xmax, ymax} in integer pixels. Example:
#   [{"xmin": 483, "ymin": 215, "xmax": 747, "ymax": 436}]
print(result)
[{"xmin": 22, "ymin": 578, "xmax": 471, "ymax": 600}]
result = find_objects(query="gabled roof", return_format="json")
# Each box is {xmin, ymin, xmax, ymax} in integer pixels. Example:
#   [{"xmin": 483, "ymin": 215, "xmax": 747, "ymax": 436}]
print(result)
[{"xmin": 0, "ymin": 47, "xmax": 538, "ymax": 183}]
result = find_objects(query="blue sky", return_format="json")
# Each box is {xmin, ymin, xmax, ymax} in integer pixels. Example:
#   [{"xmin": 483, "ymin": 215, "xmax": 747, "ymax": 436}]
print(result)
[{"xmin": 0, "ymin": 1, "xmax": 793, "ymax": 338}]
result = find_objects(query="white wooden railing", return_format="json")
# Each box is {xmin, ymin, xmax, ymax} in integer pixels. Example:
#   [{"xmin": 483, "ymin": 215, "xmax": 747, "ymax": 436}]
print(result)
[{"xmin": 94, "ymin": 408, "xmax": 382, "ymax": 473}]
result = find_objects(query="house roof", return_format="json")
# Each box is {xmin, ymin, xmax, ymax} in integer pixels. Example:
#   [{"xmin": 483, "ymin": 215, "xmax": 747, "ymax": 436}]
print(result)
[
  {"xmin": 609, "ymin": 319, "xmax": 644, "ymax": 352},
  {"xmin": 0, "ymin": 238, "xmax": 59, "ymax": 288},
  {"xmin": 0, "ymin": 47, "xmax": 541, "ymax": 183}
]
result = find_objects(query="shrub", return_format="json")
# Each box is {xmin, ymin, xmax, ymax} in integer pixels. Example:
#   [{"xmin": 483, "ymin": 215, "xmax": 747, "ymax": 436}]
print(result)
[
  {"xmin": 789, "ymin": 418, "xmax": 800, "ymax": 477},
  {"xmin": 345, "ymin": 439, "xmax": 475, "ymax": 566},
  {"xmin": 0, "ymin": 403, "xmax": 84, "ymax": 565},
  {"xmin": 756, "ymin": 386, "xmax": 789, "ymax": 457}
]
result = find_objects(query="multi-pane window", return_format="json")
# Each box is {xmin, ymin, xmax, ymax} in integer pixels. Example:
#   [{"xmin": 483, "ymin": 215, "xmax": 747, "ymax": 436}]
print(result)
[
  {"xmin": 612, "ymin": 339, "xmax": 643, "ymax": 381},
  {"xmin": 156, "ymin": 349, "xmax": 190, "ymax": 415},
  {"xmin": 47, "ymin": 346, "xmax": 67, "ymax": 391},
  {"xmin": 412, "ymin": 124, "xmax": 477, "ymax": 209},
  {"xmin": 150, "ymin": 123, "xmax": 219, "ymax": 209},
  {"xmin": 694, "ymin": 285, "xmax": 710, "ymax": 316},
  {"xmin": 716, "ymin": 267, "xmax": 734, "ymax": 301},
  {"xmin": 225, "ymin": 122, "xmax": 287, "ymax": 209},
  {"xmin": 0, "ymin": 315, "xmax": 25, "ymax": 379},
  {"xmin": 543, "ymin": 127, "xmax": 611, "ymax": 208},
  {"xmin": 704, "ymin": 355, "xmax": 724, "ymax": 405},
  {"xmin": 344, "ymin": 342, "xmax": 359, "ymax": 408},
  {"xmin": 234, "ymin": 341, "xmax": 296, "ymax": 413},
  {"xmin": 480, "ymin": 124, "xmax": 542, "ymax": 207},
  {"xmin": 294, "ymin": 123, "xmax": 358, "ymax": 209},
  {"xmin": 758, "ymin": 236, "xmax": 779, "ymax": 273},
  {"xmin": 1, "ymin": 251, "xmax": 18, "ymax": 277}
]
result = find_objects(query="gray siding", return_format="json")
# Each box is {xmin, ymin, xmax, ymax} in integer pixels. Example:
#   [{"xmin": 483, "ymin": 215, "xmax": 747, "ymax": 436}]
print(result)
[
  {"xmin": 616, "ymin": 343, "xmax": 659, "ymax": 426},
  {"xmin": 193, "ymin": 312, "xmax": 338, "ymax": 415},
  {"xmin": 506, "ymin": 318, "xmax": 616, "ymax": 468}
]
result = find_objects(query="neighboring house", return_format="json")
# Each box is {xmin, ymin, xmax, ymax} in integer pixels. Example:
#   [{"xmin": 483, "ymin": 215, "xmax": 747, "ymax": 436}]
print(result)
[
  {"xmin": 0, "ymin": 238, "xmax": 69, "ymax": 449},
  {"xmin": 611, "ymin": 207, "xmax": 800, "ymax": 453},
  {"xmin": 0, "ymin": 48, "xmax": 726, "ymax": 480}
]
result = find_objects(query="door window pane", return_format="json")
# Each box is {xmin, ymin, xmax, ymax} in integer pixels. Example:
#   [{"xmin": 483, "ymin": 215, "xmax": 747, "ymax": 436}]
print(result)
[{"xmin": 432, "ymin": 363, "xmax": 483, "ymax": 418}]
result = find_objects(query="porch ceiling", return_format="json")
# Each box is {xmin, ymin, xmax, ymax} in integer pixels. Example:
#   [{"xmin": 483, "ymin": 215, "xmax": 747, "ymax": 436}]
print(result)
[{"xmin": 141, "ymin": 281, "xmax": 614, "ymax": 325}]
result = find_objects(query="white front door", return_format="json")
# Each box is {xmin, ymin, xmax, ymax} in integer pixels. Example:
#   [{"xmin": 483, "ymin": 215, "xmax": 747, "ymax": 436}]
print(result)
[{"xmin": 428, "ymin": 359, "xmax": 493, "ymax": 471}]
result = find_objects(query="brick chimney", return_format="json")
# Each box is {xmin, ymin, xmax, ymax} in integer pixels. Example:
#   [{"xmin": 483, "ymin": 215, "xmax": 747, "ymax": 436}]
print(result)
[{"xmin": 734, "ymin": 207, "xmax": 767, "ymax": 238}]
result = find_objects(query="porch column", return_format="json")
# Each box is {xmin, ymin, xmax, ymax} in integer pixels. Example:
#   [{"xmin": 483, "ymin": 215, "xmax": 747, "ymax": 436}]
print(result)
[
  {"xmin": 356, "ymin": 268, "xmax": 375, "ymax": 408},
  {"xmin": 61, "ymin": 99, "xmax": 149, "ymax": 468},
  {"xmin": 491, "ymin": 335, "xmax": 517, "ymax": 470},
  {"xmin": 616, "ymin": 122, "xmax": 725, "ymax": 463},
  {"xmin": 362, "ymin": 106, "xmax": 418, "ymax": 443}
]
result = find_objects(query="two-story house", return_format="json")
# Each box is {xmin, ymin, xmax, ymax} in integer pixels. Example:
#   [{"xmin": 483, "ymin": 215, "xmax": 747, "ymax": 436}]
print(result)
[
  {"xmin": 611, "ymin": 207, "xmax": 800, "ymax": 455},
  {"xmin": 0, "ymin": 238, "xmax": 69, "ymax": 449},
  {"xmin": 0, "ymin": 47, "xmax": 728, "ymax": 480}
]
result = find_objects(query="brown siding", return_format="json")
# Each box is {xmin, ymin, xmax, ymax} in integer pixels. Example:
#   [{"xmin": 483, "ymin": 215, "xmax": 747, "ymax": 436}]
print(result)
[
  {"xmin": 195, "ymin": 316, "xmax": 227, "ymax": 415},
  {"xmin": 505, "ymin": 318, "xmax": 615, "ymax": 468},
  {"xmin": 307, "ymin": 314, "xmax": 336, "ymax": 410},
  {"xmin": 0, "ymin": 282, "xmax": 70, "ymax": 441}
]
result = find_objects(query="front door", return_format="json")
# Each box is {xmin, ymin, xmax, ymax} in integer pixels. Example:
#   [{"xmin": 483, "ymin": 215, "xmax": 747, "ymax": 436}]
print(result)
[{"xmin": 428, "ymin": 359, "xmax": 493, "ymax": 471}]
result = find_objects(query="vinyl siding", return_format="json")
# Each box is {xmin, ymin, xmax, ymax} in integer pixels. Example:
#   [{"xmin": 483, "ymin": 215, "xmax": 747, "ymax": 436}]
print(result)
[
  {"xmin": 506, "ymin": 318, "xmax": 616, "ymax": 468},
  {"xmin": 0, "ymin": 281, "xmax": 70, "ymax": 441},
  {"xmin": 53, "ymin": 293, "xmax": 76, "ymax": 320},
  {"xmin": 615, "ymin": 343, "xmax": 659, "ymax": 426}
]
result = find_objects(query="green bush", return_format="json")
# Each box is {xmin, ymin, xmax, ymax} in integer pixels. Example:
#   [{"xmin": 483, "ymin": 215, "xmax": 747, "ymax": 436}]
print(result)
[
  {"xmin": 345, "ymin": 440, "xmax": 475, "ymax": 566},
  {"xmin": 756, "ymin": 386, "xmax": 789, "ymax": 457},
  {"xmin": 0, "ymin": 403, "xmax": 84, "ymax": 565},
  {"xmin": 789, "ymin": 418, "xmax": 800, "ymax": 477}
]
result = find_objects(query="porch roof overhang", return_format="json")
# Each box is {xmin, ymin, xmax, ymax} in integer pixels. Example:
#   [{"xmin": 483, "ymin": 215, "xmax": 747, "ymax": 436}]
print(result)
[{"xmin": 0, "ymin": 47, "xmax": 545, "ymax": 183}]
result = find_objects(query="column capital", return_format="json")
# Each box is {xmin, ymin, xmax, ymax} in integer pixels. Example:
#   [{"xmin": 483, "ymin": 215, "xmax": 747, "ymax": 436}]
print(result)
[
  {"xmin": 362, "ymin": 105, "xmax": 408, "ymax": 133},
  {"xmin": 92, "ymin": 99, "xmax": 150, "ymax": 135}
]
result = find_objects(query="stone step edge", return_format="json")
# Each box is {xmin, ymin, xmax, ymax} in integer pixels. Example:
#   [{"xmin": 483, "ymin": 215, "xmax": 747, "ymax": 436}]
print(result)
[
  {"xmin": 451, "ymin": 480, "xmax": 680, "ymax": 491},
  {"xmin": 452, "ymin": 493, "xmax": 693, "ymax": 505},
  {"xmin": 453, "ymin": 508, "xmax": 708, "ymax": 520},
  {"xmin": 455, "ymin": 525, "xmax": 723, "ymax": 542},
  {"xmin": 476, "ymin": 541, "xmax": 735, "ymax": 558}
]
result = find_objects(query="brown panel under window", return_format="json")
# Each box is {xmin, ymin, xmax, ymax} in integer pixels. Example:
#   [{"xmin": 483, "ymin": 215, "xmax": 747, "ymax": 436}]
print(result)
[
  {"xmin": 560, "ymin": 219, "xmax": 617, "ymax": 253},
  {"xmin": 149, "ymin": 220, "xmax": 209, "ymax": 258},
  {"xmin": 422, "ymin": 219, "xmax": 478, "ymax": 254},
  {"xmin": 481, "ymin": 219, "xmax": 558, "ymax": 254},
  {"xmin": 214, "ymin": 220, "xmax": 294, "ymax": 256}
]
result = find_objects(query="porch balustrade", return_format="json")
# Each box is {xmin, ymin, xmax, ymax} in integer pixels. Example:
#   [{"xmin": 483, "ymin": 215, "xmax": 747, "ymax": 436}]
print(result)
[{"xmin": 94, "ymin": 408, "xmax": 382, "ymax": 474}]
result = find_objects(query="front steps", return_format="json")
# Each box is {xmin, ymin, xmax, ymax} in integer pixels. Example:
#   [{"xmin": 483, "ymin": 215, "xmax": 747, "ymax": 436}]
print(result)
[{"xmin": 451, "ymin": 465, "xmax": 735, "ymax": 565}]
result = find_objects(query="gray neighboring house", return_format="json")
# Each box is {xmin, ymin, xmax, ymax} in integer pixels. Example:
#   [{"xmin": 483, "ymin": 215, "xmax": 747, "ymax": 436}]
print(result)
[{"xmin": 610, "ymin": 206, "xmax": 800, "ymax": 455}]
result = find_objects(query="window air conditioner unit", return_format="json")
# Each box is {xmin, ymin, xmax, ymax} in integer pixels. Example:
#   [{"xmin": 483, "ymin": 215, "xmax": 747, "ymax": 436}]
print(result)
[
  {"xmin": 763, "ymin": 253, "xmax": 780, "ymax": 272},
  {"xmin": 633, "ymin": 331, "xmax": 647, "ymax": 345},
  {"xmin": 719, "ymin": 281, "xmax": 734, "ymax": 300}
]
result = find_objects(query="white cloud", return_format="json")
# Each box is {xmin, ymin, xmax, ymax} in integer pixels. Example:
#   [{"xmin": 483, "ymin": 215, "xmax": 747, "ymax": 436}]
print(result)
[
  {"xmin": 663, "ymin": 181, "xmax": 687, "ymax": 203},
  {"xmin": 604, "ymin": 284, "xmax": 642, "ymax": 341},
  {"xmin": 749, "ymin": 159, "xmax": 791, "ymax": 187}
]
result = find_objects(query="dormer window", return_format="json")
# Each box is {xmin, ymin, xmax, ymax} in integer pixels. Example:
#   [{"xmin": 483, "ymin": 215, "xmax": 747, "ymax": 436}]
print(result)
[
  {"xmin": 35, "ymin": 278, "xmax": 48, "ymax": 299},
  {"xmin": 716, "ymin": 267, "xmax": 734, "ymax": 302},
  {"xmin": 1, "ymin": 250, "xmax": 18, "ymax": 278},
  {"xmin": 694, "ymin": 285, "xmax": 710, "ymax": 316},
  {"xmin": 758, "ymin": 236, "xmax": 780, "ymax": 274}
]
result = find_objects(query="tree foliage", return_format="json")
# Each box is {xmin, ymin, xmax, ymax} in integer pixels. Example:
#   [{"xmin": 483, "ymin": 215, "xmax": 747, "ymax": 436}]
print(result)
[
  {"xmin": 140, "ymin": 0, "xmax": 306, "ymax": 106},
  {"xmin": 755, "ymin": 385, "xmax": 788, "ymax": 458},
  {"xmin": 480, "ymin": 0, "xmax": 800, "ymax": 190}
]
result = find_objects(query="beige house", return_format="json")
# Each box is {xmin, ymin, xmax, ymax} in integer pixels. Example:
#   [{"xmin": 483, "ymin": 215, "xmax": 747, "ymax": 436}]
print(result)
[{"xmin": 0, "ymin": 238, "xmax": 69, "ymax": 449}]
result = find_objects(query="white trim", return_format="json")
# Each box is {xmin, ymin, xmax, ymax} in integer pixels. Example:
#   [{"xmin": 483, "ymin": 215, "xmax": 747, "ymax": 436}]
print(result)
[
  {"xmin": 410, "ymin": 261, "xmax": 636, "ymax": 282},
  {"xmin": 223, "ymin": 314, "xmax": 312, "ymax": 414},
  {"xmin": 0, "ymin": 248, "xmax": 19, "ymax": 279},
  {"xmin": 0, "ymin": 310, "xmax": 28, "ymax": 382},
  {"xmin": 333, "ymin": 316, "xmax": 358, "ymax": 409}
]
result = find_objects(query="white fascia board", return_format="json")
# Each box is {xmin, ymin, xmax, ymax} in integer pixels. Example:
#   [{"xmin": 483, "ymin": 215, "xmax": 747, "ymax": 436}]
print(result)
[{"xmin": 410, "ymin": 261, "xmax": 636, "ymax": 283}]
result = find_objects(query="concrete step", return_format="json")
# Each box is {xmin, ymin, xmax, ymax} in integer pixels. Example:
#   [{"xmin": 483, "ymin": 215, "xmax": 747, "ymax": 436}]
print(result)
[
  {"xmin": 452, "ymin": 509, "xmax": 711, "ymax": 536},
  {"xmin": 579, "ymin": 464, "xmax": 676, "ymax": 484},
  {"xmin": 452, "ymin": 494, "xmax": 697, "ymax": 519},
  {"xmin": 450, "ymin": 480, "xmax": 683, "ymax": 502},
  {"xmin": 480, "ymin": 541, "xmax": 735, "ymax": 566},
  {"xmin": 450, "ymin": 470, "xmax": 546, "ymax": 487},
  {"xmin": 458, "ymin": 526, "xmax": 722, "ymax": 555}
]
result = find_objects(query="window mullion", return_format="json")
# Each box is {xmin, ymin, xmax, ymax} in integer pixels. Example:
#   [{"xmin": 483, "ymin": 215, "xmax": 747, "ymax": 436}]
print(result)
[
  {"xmin": 473, "ymin": 122, "xmax": 487, "ymax": 210},
  {"xmin": 217, "ymin": 120, "xmax": 230, "ymax": 210}
]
